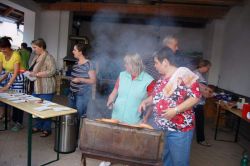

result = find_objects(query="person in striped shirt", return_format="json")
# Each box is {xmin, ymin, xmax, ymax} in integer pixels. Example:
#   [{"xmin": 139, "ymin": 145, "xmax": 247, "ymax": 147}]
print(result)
[
  {"xmin": 0, "ymin": 36, "xmax": 26, "ymax": 132},
  {"xmin": 68, "ymin": 43, "xmax": 96, "ymax": 121}
]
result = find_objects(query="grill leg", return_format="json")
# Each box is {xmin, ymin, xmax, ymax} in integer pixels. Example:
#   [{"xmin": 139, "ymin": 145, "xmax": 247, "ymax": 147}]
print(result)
[{"xmin": 81, "ymin": 154, "xmax": 86, "ymax": 166}]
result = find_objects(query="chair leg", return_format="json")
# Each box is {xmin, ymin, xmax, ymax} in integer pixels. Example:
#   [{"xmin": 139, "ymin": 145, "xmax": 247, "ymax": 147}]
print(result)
[{"xmin": 81, "ymin": 154, "xmax": 86, "ymax": 166}]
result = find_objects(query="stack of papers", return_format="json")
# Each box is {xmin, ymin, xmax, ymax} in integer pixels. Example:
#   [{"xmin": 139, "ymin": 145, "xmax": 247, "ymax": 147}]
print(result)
[
  {"xmin": 41, "ymin": 101, "xmax": 58, "ymax": 106},
  {"xmin": 52, "ymin": 107, "xmax": 71, "ymax": 112},
  {"xmin": 7, "ymin": 97, "xmax": 20, "ymax": 101},
  {"xmin": 12, "ymin": 100, "xmax": 26, "ymax": 103},
  {"xmin": 0, "ymin": 93, "xmax": 11, "ymax": 98},
  {"xmin": 34, "ymin": 106, "xmax": 51, "ymax": 112}
]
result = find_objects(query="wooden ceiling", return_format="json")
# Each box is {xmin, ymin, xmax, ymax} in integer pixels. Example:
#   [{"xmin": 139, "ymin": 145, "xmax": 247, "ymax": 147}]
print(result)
[
  {"xmin": 1, "ymin": 0, "xmax": 244, "ymax": 27},
  {"xmin": 40, "ymin": 0, "xmax": 244, "ymax": 28},
  {"xmin": 0, "ymin": 3, "xmax": 24, "ymax": 25}
]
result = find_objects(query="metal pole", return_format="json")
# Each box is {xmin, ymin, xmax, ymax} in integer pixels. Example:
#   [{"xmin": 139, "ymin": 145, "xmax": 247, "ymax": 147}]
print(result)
[
  {"xmin": 27, "ymin": 114, "xmax": 33, "ymax": 166},
  {"xmin": 57, "ymin": 117, "xmax": 61, "ymax": 160},
  {"xmin": 4, "ymin": 104, "xmax": 8, "ymax": 130},
  {"xmin": 214, "ymin": 104, "xmax": 221, "ymax": 140},
  {"xmin": 40, "ymin": 118, "xmax": 60, "ymax": 166},
  {"xmin": 234, "ymin": 117, "xmax": 241, "ymax": 142}
]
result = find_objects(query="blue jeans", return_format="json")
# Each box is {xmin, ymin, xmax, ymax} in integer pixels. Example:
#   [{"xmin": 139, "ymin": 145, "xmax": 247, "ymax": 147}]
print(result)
[
  {"xmin": 163, "ymin": 129, "xmax": 194, "ymax": 166},
  {"xmin": 68, "ymin": 88, "xmax": 91, "ymax": 118},
  {"xmin": 33, "ymin": 93, "xmax": 54, "ymax": 132}
]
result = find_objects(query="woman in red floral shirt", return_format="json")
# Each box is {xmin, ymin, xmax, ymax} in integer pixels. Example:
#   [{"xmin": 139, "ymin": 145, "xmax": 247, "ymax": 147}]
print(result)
[{"xmin": 139, "ymin": 47, "xmax": 201, "ymax": 166}]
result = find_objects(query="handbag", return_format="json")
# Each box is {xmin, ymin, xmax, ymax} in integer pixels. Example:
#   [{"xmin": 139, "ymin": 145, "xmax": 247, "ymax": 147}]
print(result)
[{"xmin": 27, "ymin": 61, "xmax": 36, "ymax": 94}]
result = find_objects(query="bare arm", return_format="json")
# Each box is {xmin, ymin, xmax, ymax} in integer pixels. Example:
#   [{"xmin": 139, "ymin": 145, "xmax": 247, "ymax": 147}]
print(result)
[
  {"xmin": 138, "ymin": 96, "xmax": 153, "ymax": 113},
  {"xmin": 72, "ymin": 70, "xmax": 96, "ymax": 85},
  {"xmin": 0, "ymin": 73, "xmax": 8, "ymax": 83},
  {"xmin": 142, "ymin": 107, "xmax": 153, "ymax": 123},
  {"xmin": 0, "ymin": 62, "xmax": 2, "ymax": 74},
  {"xmin": 107, "ymin": 88, "xmax": 118, "ymax": 108},
  {"xmin": 0, "ymin": 62, "xmax": 7, "ymax": 83},
  {"xmin": 0, "ymin": 63, "xmax": 19, "ymax": 92}
]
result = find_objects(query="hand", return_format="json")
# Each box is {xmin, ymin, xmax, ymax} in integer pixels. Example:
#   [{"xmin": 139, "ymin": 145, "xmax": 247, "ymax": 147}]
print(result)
[
  {"xmin": 107, "ymin": 100, "xmax": 114, "ymax": 110},
  {"xmin": 72, "ymin": 78, "xmax": 81, "ymax": 83},
  {"xmin": 141, "ymin": 116, "xmax": 148, "ymax": 123},
  {"xmin": 0, "ymin": 87, "xmax": 8, "ymax": 93},
  {"xmin": 161, "ymin": 108, "xmax": 177, "ymax": 120},
  {"xmin": 138, "ymin": 101, "xmax": 146, "ymax": 113},
  {"xmin": 29, "ymin": 72, "xmax": 36, "ymax": 77}
]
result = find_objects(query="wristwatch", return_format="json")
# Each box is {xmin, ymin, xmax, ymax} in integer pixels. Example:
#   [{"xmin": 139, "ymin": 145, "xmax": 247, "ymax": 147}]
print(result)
[{"xmin": 174, "ymin": 107, "xmax": 180, "ymax": 114}]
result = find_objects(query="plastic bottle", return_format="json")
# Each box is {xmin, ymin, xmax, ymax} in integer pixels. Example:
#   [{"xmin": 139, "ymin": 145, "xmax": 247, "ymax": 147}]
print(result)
[{"xmin": 241, "ymin": 154, "xmax": 249, "ymax": 166}]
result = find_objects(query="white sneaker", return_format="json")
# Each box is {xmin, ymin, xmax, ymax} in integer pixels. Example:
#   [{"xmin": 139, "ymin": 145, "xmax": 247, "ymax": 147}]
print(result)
[{"xmin": 99, "ymin": 161, "xmax": 111, "ymax": 166}]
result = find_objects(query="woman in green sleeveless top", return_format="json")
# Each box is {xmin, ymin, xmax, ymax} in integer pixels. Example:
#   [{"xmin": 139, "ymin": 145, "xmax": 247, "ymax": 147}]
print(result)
[{"xmin": 107, "ymin": 53, "xmax": 154, "ymax": 125}]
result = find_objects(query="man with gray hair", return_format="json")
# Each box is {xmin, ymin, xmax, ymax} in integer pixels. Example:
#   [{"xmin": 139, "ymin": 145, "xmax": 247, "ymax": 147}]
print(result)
[
  {"xmin": 162, "ymin": 35, "xmax": 179, "ymax": 53},
  {"xmin": 163, "ymin": 35, "xmax": 197, "ymax": 70}
]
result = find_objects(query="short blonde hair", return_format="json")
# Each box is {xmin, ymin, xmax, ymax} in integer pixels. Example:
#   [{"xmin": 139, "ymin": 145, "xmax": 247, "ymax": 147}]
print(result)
[{"xmin": 124, "ymin": 53, "xmax": 144, "ymax": 75}]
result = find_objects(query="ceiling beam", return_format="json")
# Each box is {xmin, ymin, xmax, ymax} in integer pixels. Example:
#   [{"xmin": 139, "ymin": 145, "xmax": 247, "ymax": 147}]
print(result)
[
  {"xmin": 3, "ymin": 7, "xmax": 14, "ymax": 16},
  {"xmin": 160, "ymin": 0, "xmax": 243, "ymax": 6},
  {"xmin": 43, "ymin": 2, "xmax": 229, "ymax": 19},
  {"xmin": 16, "ymin": 16, "xmax": 24, "ymax": 24}
]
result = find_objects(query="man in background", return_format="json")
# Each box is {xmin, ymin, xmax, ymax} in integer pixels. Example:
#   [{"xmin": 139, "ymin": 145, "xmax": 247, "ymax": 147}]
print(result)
[
  {"xmin": 18, "ymin": 42, "xmax": 30, "ymax": 70},
  {"xmin": 162, "ymin": 35, "xmax": 179, "ymax": 54},
  {"xmin": 163, "ymin": 35, "xmax": 198, "ymax": 70}
]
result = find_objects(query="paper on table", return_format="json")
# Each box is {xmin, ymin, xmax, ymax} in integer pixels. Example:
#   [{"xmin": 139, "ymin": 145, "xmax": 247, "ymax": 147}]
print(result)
[
  {"xmin": 41, "ymin": 101, "xmax": 57, "ymax": 106},
  {"xmin": 7, "ymin": 97, "xmax": 20, "ymax": 101},
  {"xmin": 25, "ymin": 96, "xmax": 41, "ymax": 101},
  {"xmin": 0, "ymin": 93, "xmax": 11, "ymax": 98},
  {"xmin": 34, "ymin": 106, "xmax": 51, "ymax": 112},
  {"xmin": 52, "ymin": 107, "xmax": 71, "ymax": 112},
  {"xmin": 23, "ymin": 71, "xmax": 37, "ymax": 81},
  {"xmin": 12, "ymin": 100, "xmax": 26, "ymax": 103},
  {"xmin": 13, "ymin": 93, "xmax": 25, "ymax": 97}
]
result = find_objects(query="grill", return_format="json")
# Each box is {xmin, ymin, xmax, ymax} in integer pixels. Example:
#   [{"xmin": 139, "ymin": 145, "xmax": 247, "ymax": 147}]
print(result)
[{"xmin": 79, "ymin": 119, "xmax": 163, "ymax": 166}]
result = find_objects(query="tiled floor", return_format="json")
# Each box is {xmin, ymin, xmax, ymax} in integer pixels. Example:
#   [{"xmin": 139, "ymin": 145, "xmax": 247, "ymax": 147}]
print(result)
[{"xmin": 0, "ymin": 95, "xmax": 249, "ymax": 166}]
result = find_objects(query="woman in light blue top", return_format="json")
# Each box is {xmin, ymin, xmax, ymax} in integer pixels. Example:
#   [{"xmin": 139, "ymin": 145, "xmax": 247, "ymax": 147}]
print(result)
[{"xmin": 107, "ymin": 53, "xmax": 154, "ymax": 125}]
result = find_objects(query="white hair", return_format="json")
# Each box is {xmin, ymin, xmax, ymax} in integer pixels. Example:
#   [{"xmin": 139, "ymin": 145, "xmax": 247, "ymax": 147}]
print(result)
[{"xmin": 124, "ymin": 53, "xmax": 144, "ymax": 75}]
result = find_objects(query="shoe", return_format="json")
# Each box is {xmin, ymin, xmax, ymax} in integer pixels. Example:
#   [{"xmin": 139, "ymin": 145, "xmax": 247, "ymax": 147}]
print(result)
[
  {"xmin": 40, "ymin": 131, "xmax": 51, "ymax": 137},
  {"xmin": 99, "ymin": 161, "xmax": 111, "ymax": 166},
  {"xmin": 11, "ymin": 123, "xmax": 23, "ymax": 132},
  {"xmin": 32, "ymin": 128, "xmax": 41, "ymax": 134},
  {"xmin": 198, "ymin": 141, "xmax": 212, "ymax": 147}
]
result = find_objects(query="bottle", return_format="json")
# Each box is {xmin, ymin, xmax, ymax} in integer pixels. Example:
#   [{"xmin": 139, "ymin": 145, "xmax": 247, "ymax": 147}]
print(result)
[{"xmin": 241, "ymin": 154, "xmax": 249, "ymax": 166}]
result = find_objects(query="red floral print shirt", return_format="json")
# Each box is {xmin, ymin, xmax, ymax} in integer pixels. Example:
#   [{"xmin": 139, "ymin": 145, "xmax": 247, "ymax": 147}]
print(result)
[{"xmin": 152, "ymin": 77, "xmax": 201, "ymax": 132}]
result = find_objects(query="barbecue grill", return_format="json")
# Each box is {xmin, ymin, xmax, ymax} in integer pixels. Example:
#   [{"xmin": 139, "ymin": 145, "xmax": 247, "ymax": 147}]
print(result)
[{"xmin": 79, "ymin": 119, "xmax": 163, "ymax": 166}]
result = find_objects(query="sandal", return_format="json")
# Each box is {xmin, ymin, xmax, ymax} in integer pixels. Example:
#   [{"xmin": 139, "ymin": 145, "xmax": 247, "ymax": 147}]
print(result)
[
  {"xmin": 32, "ymin": 128, "xmax": 41, "ymax": 134},
  {"xmin": 198, "ymin": 141, "xmax": 212, "ymax": 147},
  {"xmin": 40, "ymin": 131, "xmax": 51, "ymax": 137}
]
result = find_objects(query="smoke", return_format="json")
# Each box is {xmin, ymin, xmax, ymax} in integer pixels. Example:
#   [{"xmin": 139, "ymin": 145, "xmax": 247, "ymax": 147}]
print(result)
[
  {"xmin": 82, "ymin": 9, "xmax": 202, "ymax": 119},
  {"xmin": 89, "ymin": 10, "xmax": 166, "ymax": 81}
]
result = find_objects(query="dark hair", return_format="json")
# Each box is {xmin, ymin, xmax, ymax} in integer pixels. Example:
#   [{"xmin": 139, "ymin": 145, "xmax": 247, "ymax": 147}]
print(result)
[
  {"xmin": 197, "ymin": 59, "xmax": 211, "ymax": 69},
  {"xmin": 27, "ymin": 47, "xmax": 32, "ymax": 54},
  {"xmin": 75, "ymin": 43, "xmax": 89, "ymax": 58},
  {"xmin": 21, "ymin": 42, "xmax": 28, "ymax": 48},
  {"xmin": 153, "ymin": 47, "xmax": 176, "ymax": 65},
  {"xmin": 31, "ymin": 38, "xmax": 46, "ymax": 49},
  {"xmin": 0, "ymin": 36, "xmax": 12, "ymax": 48}
]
